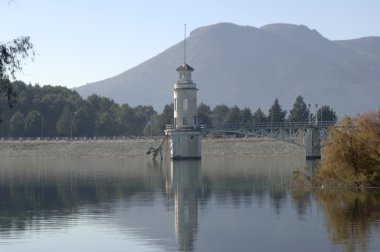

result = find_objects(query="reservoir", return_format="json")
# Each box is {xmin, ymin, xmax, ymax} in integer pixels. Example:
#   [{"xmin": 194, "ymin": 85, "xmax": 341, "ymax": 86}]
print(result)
[{"xmin": 1, "ymin": 156, "xmax": 380, "ymax": 251}]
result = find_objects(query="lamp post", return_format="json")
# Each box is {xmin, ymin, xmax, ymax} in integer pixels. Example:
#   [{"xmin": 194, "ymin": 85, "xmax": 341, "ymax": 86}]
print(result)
[
  {"xmin": 321, "ymin": 108, "xmax": 323, "ymax": 125},
  {"xmin": 315, "ymin": 104, "xmax": 318, "ymax": 125}
]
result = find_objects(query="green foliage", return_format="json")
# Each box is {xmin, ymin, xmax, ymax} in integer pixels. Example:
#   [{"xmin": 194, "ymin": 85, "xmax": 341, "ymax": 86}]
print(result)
[
  {"xmin": 288, "ymin": 95, "xmax": 309, "ymax": 122},
  {"xmin": 0, "ymin": 81, "xmax": 161, "ymax": 137},
  {"xmin": 268, "ymin": 98, "xmax": 286, "ymax": 123},
  {"xmin": 72, "ymin": 105, "xmax": 96, "ymax": 137},
  {"xmin": 212, "ymin": 104, "xmax": 230, "ymax": 127},
  {"xmin": 24, "ymin": 111, "xmax": 41, "ymax": 137},
  {"xmin": 315, "ymin": 105, "xmax": 337, "ymax": 122},
  {"xmin": 252, "ymin": 108, "xmax": 267, "ymax": 124},
  {"xmin": 0, "ymin": 80, "xmax": 338, "ymax": 137},
  {"xmin": 197, "ymin": 103, "xmax": 212, "ymax": 128},
  {"xmin": 0, "ymin": 37, "xmax": 34, "ymax": 81},
  {"xmin": 56, "ymin": 106, "xmax": 71, "ymax": 137},
  {"xmin": 224, "ymin": 105, "xmax": 241, "ymax": 126},
  {"xmin": 157, "ymin": 103, "xmax": 173, "ymax": 131},
  {"xmin": 241, "ymin": 107, "xmax": 252, "ymax": 123},
  {"xmin": 0, "ymin": 37, "xmax": 34, "ymax": 114},
  {"xmin": 96, "ymin": 112, "xmax": 117, "ymax": 137},
  {"xmin": 9, "ymin": 111, "xmax": 25, "ymax": 137}
]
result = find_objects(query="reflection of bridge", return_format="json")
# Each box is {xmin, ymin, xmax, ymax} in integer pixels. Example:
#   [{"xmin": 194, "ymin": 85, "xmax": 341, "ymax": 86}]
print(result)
[{"xmin": 203, "ymin": 121, "xmax": 337, "ymax": 159}]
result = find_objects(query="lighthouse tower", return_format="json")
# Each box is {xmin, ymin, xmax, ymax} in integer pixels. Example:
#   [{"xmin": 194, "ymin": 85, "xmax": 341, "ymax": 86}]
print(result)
[{"xmin": 165, "ymin": 63, "xmax": 202, "ymax": 159}]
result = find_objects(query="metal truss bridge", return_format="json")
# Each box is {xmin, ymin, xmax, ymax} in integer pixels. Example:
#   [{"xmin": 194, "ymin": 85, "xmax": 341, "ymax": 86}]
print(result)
[{"xmin": 203, "ymin": 121, "xmax": 337, "ymax": 146}]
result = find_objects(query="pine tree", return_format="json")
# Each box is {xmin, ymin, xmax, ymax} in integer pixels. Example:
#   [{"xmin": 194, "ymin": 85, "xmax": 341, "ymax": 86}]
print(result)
[
  {"xmin": 315, "ymin": 105, "xmax": 337, "ymax": 122},
  {"xmin": 252, "ymin": 108, "xmax": 267, "ymax": 124},
  {"xmin": 224, "ymin": 105, "xmax": 241, "ymax": 127},
  {"xmin": 288, "ymin": 96, "xmax": 309, "ymax": 122},
  {"xmin": 241, "ymin": 107, "xmax": 253, "ymax": 123},
  {"xmin": 268, "ymin": 98, "xmax": 286, "ymax": 123}
]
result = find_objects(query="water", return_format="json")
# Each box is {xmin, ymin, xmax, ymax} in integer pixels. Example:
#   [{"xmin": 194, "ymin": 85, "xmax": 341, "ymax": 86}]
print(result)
[{"xmin": 0, "ymin": 157, "xmax": 380, "ymax": 252}]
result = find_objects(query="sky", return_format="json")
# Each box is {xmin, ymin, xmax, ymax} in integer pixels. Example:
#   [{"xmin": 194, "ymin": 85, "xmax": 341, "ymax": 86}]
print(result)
[{"xmin": 2, "ymin": 0, "xmax": 380, "ymax": 88}]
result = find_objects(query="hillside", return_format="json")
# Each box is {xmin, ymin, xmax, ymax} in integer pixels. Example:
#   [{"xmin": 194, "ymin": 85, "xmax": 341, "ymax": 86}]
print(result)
[{"xmin": 74, "ymin": 23, "xmax": 380, "ymax": 115}]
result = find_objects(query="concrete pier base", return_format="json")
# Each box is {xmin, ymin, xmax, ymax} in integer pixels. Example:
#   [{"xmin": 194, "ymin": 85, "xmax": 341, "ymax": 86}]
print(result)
[
  {"xmin": 165, "ymin": 129, "xmax": 202, "ymax": 160},
  {"xmin": 306, "ymin": 127, "xmax": 321, "ymax": 160}
]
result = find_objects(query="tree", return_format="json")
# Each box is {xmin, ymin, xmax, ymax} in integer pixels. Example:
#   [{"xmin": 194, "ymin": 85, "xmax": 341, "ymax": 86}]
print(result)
[
  {"xmin": 117, "ymin": 104, "xmax": 135, "ymax": 135},
  {"xmin": 241, "ymin": 107, "xmax": 252, "ymax": 123},
  {"xmin": 0, "ymin": 37, "xmax": 34, "ymax": 113},
  {"xmin": 315, "ymin": 105, "xmax": 337, "ymax": 122},
  {"xmin": 132, "ymin": 105, "xmax": 155, "ymax": 136},
  {"xmin": 288, "ymin": 95, "xmax": 309, "ymax": 122},
  {"xmin": 56, "ymin": 106, "xmax": 71, "ymax": 137},
  {"xmin": 268, "ymin": 98, "xmax": 286, "ymax": 123},
  {"xmin": 143, "ymin": 113, "xmax": 158, "ymax": 137},
  {"xmin": 252, "ymin": 108, "xmax": 267, "ymax": 124},
  {"xmin": 316, "ymin": 110, "xmax": 380, "ymax": 187},
  {"xmin": 157, "ymin": 103, "xmax": 173, "ymax": 132},
  {"xmin": 9, "ymin": 111, "xmax": 25, "ymax": 137},
  {"xmin": 24, "ymin": 111, "xmax": 40, "ymax": 137},
  {"xmin": 72, "ymin": 105, "xmax": 96, "ymax": 137},
  {"xmin": 224, "ymin": 105, "xmax": 241, "ymax": 127},
  {"xmin": 197, "ymin": 103, "xmax": 212, "ymax": 128},
  {"xmin": 212, "ymin": 104, "xmax": 229, "ymax": 128},
  {"xmin": 96, "ymin": 111, "xmax": 118, "ymax": 136}
]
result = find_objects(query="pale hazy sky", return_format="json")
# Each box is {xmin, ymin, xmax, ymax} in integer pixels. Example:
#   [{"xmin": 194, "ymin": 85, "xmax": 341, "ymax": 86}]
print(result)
[{"xmin": 2, "ymin": 0, "xmax": 380, "ymax": 88}]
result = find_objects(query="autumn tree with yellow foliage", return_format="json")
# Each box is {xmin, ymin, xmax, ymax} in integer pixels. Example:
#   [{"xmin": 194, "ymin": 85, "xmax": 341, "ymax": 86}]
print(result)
[{"xmin": 315, "ymin": 110, "xmax": 380, "ymax": 188}]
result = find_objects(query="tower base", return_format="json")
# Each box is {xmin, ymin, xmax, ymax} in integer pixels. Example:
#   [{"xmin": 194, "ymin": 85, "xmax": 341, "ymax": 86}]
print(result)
[{"xmin": 165, "ymin": 129, "xmax": 202, "ymax": 160}]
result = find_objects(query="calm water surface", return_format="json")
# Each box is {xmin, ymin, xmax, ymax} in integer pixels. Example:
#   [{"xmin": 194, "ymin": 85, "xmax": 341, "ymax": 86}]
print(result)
[{"xmin": 0, "ymin": 157, "xmax": 380, "ymax": 252}]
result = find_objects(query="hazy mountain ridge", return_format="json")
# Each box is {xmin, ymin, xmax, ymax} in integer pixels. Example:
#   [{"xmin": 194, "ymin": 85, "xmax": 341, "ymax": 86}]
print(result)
[
  {"xmin": 75, "ymin": 22, "xmax": 380, "ymax": 115},
  {"xmin": 335, "ymin": 36, "xmax": 380, "ymax": 59}
]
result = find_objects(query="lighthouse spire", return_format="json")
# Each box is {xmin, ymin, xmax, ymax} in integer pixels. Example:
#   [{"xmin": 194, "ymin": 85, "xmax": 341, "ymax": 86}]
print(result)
[{"xmin": 184, "ymin": 24, "xmax": 187, "ymax": 64}]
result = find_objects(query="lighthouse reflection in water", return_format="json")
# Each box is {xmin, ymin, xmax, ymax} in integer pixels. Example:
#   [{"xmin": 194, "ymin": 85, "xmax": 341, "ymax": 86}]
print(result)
[{"xmin": 167, "ymin": 160, "xmax": 201, "ymax": 251}]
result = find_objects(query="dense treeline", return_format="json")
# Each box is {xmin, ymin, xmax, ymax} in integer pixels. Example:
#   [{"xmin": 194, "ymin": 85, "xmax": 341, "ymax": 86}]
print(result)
[
  {"xmin": 0, "ymin": 81, "xmax": 157, "ymax": 137},
  {"xmin": 0, "ymin": 81, "xmax": 337, "ymax": 137},
  {"xmin": 197, "ymin": 96, "xmax": 336, "ymax": 129}
]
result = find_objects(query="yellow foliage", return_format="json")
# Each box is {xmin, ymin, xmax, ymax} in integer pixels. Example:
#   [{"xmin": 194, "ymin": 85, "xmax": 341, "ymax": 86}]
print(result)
[
  {"xmin": 315, "ymin": 110, "xmax": 380, "ymax": 188},
  {"xmin": 315, "ymin": 190, "xmax": 380, "ymax": 251}
]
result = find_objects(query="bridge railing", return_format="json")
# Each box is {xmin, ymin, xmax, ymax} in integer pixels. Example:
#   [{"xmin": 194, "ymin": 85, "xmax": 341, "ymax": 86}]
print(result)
[{"xmin": 206, "ymin": 121, "xmax": 336, "ymax": 131}]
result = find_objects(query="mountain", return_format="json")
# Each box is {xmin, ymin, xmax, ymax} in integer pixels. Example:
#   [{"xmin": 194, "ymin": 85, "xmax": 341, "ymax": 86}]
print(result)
[{"xmin": 74, "ymin": 22, "xmax": 380, "ymax": 115}]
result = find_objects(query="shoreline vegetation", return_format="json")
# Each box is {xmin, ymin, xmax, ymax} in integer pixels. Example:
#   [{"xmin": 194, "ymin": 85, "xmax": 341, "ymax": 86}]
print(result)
[{"xmin": 293, "ymin": 110, "xmax": 380, "ymax": 190}]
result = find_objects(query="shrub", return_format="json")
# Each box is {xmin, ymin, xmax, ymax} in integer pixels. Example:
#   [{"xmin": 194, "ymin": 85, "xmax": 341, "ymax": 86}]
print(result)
[{"xmin": 315, "ymin": 110, "xmax": 380, "ymax": 188}]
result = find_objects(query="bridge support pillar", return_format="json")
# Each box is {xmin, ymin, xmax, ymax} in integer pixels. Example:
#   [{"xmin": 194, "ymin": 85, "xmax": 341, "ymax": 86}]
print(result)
[{"xmin": 306, "ymin": 127, "xmax": 321, "ymax": 160}]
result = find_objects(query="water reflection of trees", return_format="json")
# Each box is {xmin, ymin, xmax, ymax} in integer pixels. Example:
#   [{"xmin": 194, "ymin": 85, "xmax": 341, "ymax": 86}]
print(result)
[
  {"xmin": 0, "ymin": 159, "xmax": 166, "ymax": 236},
  {"xmin": 0, "ymin": 156, "xmax": 305, "ymax": 251},
  {"xmin": 200, "ymin": 157, "xmax": 297, "ymax": 214},
  {"xmin": 291, "ymin": 189, "xmax": 312, "ymax": 218},
  {"xmin": 315, "ymin": 190, "xmax": 380, "ymax": 252}
]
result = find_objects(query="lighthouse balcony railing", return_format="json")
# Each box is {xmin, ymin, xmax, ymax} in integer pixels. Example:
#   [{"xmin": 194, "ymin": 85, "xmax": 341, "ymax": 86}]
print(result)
[
  {"xmin": 165, "ymin": 124, "xmax": 175, "ymax": 130},
  {"xmin": 165, "ymin": 124, "xmax": 206, "ymax": 131}
]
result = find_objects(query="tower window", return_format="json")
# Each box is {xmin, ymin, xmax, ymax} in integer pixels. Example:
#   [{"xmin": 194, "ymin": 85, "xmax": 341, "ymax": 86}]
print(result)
[
  {"xmin": 183, "ymin": 117, "xmax": 188, "ymax": 125},
  {"xmin": 174, "ymin": 98, "xmax": 177, "ymax": 111},
  {"xmin": 183, "ymin": 98, "xmax": 188, "ymax": 111}
]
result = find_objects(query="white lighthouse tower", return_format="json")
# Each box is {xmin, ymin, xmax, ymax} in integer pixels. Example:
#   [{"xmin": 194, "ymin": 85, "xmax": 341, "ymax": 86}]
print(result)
[{"xmin": 165, "ymin": 63, "xmax": 202, "ymax": 159}]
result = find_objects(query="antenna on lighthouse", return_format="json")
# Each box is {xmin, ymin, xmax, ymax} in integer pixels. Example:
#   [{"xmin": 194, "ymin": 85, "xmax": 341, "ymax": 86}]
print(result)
[{"xmin": 184, "ymin": 24, "xmax": 187, "ymax": 64}]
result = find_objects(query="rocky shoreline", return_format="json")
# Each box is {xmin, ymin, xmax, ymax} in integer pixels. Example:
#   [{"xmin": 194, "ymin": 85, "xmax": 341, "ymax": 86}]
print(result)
[{"xmin": 0, "ymin": 137, "xmax": 304, "ymax": 158}]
